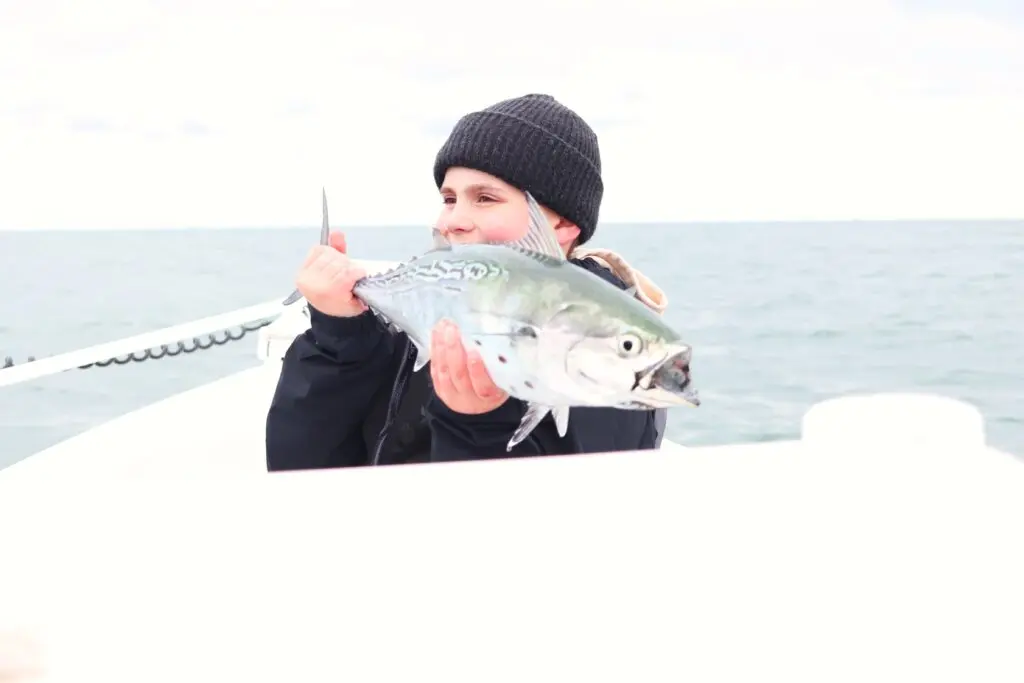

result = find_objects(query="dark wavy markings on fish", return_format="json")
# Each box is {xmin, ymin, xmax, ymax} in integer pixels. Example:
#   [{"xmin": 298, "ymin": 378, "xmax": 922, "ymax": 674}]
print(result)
[{"xmin": 362, "ymin": 259, "xmax": 505, "ymax": 290}]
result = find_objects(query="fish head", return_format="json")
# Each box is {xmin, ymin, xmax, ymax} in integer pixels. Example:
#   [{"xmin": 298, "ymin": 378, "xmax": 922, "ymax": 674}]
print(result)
[{"xmin": 554, "ymin": 301, "xmax": 700, "ymax": 409}]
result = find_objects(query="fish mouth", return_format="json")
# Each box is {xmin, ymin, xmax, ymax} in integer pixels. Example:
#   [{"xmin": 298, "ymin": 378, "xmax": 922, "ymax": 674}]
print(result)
[{"xmin": 632, "ymin": 345, "xmax": 700, "ymax": 407}]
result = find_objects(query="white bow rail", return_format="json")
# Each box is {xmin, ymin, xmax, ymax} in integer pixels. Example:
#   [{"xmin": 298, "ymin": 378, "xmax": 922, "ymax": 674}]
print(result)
[{"xmin": 0, "ymin": 299, "xmax": 289, "ymax": 388}]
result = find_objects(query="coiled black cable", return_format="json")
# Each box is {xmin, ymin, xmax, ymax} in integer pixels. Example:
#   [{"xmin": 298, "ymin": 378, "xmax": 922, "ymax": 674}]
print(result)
[{"xmin": 2, "ymin": 319, "xmax": 274, "ymax": 371}]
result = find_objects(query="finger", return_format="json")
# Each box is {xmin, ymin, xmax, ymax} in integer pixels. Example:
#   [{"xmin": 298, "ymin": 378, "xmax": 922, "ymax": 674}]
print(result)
[
  {"xmin": 298, "ymin": 254, "xmax": 348, "ymax": 301},
  {"xmin": 297, "ymin": 250, "xmax": 329, "ymax": 289},
  {"xmin": 430, "ymin": 324, "xmax": 455, "ymax": 396},
  {"xmin": 466, "ymin": 347, "xmax": 502, "ymax": 399},
  {"xmin": 313, "ymin": 253, "xmax": 348, "ymax": 281},
  {"xmin": 336, "ymin": 266, "xmax": 366, "ymax": 295},
  {"xmin": 441, "ymin": 321, "xmax": 472, "ymax": 394},
  {"xmin": 335, "ymin": 267, "xmax": 368, "ymax": 310},
  {"xmin": 337, "ymin": 266, "xmax": 366, "ymax": 290},
  {"xmin": 301, "ymin": 244, "xmax": 326, "ymax": 269},
  {"xmin": 328, "ymin": 231, "xmax": 347, "ymax": 253},
  {"xmin": 306, "ymin": 246, "xmax": 340, "ymax": 274}
]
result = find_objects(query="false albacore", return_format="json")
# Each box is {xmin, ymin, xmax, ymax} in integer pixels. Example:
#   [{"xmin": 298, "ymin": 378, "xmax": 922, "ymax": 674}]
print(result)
[{"xmin": 284, "ymin": 189, "xmax": 700, "ymax": 451}]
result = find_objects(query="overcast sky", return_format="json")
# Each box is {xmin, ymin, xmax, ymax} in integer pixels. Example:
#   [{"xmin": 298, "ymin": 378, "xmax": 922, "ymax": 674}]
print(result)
[{"xmin": 1, "ymin": 0, "xmax": 1021, "ymax": 229}]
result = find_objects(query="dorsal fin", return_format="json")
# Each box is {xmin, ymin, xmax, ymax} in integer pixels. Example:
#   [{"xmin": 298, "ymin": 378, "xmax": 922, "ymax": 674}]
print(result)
[
  {"xmin": 493, "ymin": 191, "xmax": 565, "ymax": 261},
  {"xmin": 430, "ymin": 227, "xmax": 452, "ymax": 251}
]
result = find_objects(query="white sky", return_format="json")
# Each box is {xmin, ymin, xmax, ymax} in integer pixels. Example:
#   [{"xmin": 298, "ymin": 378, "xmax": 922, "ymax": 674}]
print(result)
[{"xmin": 1, "ymin": 0, "xmax": 1022, "ymax": 229}]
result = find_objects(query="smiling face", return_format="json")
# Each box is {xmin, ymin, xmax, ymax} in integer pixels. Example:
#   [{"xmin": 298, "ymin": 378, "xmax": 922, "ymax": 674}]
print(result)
[{"xmin": 436, "ymin": 167, "xmax": 581, "ymax": 255}]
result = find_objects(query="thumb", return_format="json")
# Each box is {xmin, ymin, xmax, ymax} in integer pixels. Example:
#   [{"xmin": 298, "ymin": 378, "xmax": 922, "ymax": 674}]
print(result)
[{"xmin": 328, "ymin": 231, "xmax": 347, "ymax": 253}]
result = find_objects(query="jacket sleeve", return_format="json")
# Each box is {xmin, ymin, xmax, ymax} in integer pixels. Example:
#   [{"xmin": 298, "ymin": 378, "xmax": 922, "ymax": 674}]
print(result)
[
  {"xmin": 424, "ymin": 394, "xmax": 551, "ymax": 460},
  {"xmin": 423, "ymin": 256, "xmax": 666, "ymax": 460},
  {"xmin": 265, "ymin": 307, "xmax": 397, "ymax": 471}
]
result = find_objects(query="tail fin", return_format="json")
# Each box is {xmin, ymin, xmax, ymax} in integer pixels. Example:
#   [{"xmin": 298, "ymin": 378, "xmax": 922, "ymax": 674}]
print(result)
[{"xmin": 282, "ymin": 188, "xmax": 330, "ymax": 306}]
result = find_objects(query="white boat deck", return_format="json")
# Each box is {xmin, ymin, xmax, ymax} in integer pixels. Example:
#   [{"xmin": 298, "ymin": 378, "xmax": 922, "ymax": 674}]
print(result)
[
  {"xmin": 0, "ymin": 363, "xmax": 283, "ymax": 480},
  {"xmin": 1, "ymin": 282, "xmax": 1022, "ymax": 681}
]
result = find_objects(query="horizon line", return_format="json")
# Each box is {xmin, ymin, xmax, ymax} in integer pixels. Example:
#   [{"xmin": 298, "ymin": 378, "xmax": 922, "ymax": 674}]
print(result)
[{"xmin": 2, "ymin": 217, "xmax": 1024, "ymax": 232}]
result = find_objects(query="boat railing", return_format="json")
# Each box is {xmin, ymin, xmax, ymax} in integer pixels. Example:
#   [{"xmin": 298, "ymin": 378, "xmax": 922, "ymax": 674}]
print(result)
[{"xmin": 0, "ymin": 259, "xmax": 400, "ymax": 388}]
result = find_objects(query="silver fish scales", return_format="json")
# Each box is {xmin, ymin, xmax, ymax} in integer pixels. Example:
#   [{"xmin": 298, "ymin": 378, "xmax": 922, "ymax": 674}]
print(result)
[{"xmin": 285, "ymin": 189, "xmax": 700, "ymax": 451}]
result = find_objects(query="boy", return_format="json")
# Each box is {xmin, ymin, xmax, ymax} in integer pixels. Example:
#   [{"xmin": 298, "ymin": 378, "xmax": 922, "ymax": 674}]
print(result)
[{"xmin": 266, "ymin": 94, "xmax": 668, "ymax": 469}]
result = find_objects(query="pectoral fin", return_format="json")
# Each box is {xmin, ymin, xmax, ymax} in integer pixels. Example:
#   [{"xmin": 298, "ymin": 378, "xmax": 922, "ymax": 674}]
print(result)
[
  {"xmin": 551, "ymin": 405, "xmax": 570, "ymax": 436},
  {"xmin": 508, "ymin": 403, "xmax": 550, "ymax": 451},
  {"xmin": 408, "ymin": 335, "xmax": 430, "ymax": 372},
  {"xmin": 506, "ymin": 402, "xmax": 572, "ymax": 451}
]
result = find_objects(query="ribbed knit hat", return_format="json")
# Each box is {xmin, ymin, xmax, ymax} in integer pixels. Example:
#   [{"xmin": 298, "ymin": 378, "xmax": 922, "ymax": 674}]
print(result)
[{"xmin": 432, "ymin": 93, "xmax": 604, "ymax": 245}]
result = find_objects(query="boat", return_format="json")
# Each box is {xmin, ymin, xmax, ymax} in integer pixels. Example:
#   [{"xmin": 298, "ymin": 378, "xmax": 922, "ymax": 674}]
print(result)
[{"xmin": 1, "ymin": 258, "xmax": 1022, "ymax": 681}]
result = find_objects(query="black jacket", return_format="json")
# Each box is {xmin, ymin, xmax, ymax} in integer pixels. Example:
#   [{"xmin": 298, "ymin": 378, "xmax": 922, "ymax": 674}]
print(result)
[{"xmin": 265, "ymin": 257, "xmax": 667, "ymax": 470}]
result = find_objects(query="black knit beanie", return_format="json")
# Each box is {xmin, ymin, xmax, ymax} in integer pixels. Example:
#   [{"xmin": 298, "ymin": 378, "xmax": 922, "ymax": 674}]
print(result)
[{"xmin": 432, "ymin": 93, "xmax": 604, "ymax": 245}]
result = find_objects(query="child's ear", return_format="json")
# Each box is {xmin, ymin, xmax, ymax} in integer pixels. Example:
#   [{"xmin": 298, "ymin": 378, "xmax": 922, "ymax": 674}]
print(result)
[{"xmin": 553, "ymin": 218, "xmax": 581, "ymax": 248}]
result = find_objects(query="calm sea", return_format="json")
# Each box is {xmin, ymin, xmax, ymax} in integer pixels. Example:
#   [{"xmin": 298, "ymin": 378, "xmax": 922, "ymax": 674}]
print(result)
[{"xmin": 1, "ymin": 221, "xmax": 1022, "ymax": 469}]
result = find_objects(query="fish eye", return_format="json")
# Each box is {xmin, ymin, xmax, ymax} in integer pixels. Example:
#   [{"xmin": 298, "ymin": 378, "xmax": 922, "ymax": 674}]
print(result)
[{"xmin": 617, "ymin": 333, "xmax": 643, "ymax": 357}]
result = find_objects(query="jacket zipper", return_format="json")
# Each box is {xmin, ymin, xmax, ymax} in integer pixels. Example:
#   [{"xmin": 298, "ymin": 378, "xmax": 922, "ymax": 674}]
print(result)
[{"xmin": 370, "ymin": 336, "xmax": 416, "ymax": 466}]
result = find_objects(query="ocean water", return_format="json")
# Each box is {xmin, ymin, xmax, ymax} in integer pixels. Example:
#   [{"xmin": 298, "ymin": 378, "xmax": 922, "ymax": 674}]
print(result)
[{"xmin": 1, "ymin": 221, "xmax": 1022, "ymax": 469}]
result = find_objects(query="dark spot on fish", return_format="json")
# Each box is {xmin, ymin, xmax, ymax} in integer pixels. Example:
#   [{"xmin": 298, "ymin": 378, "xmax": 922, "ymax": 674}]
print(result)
[
  {"xmin": 474, "ymin": 340, "xmax": 482, "ymax": 346},
  {"xmin": 498, "ymin": 355, "xmax": 507, "ymax": 363},
  {"xmin": 518, "ymin": 326, "xmax": 537, "ymax": 338},
  {"xmin": 524, "ymin": 380, "xmax": 534, "ymax": 389}
]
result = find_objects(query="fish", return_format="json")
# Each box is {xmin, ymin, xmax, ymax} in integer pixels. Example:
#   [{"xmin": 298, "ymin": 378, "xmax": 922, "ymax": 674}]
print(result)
[{"xmin": 283, "ymin": 188, "xmax": 700, "ymax": 451}]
